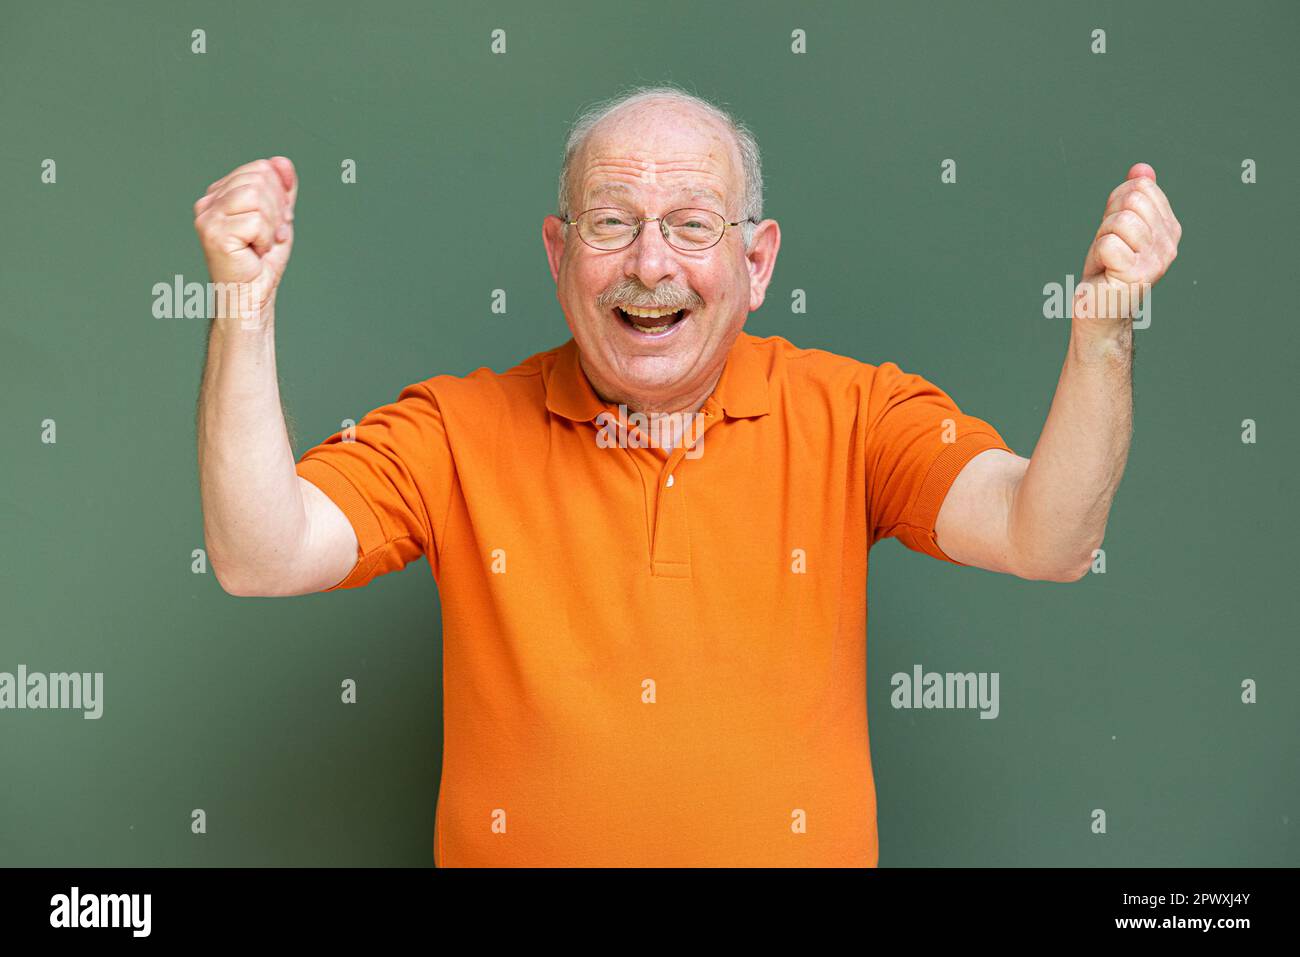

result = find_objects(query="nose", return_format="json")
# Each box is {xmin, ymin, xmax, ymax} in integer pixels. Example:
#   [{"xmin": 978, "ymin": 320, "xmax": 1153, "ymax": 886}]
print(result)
[{"xmin": 625, "ymin": 217, "xmax": 677, "ymax": 291}]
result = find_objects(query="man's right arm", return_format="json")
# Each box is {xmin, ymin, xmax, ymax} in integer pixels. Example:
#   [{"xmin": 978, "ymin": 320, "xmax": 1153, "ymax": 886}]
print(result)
[{"xmin": 193, "ymin": 157, "xmax": 359, "ymax": 597}]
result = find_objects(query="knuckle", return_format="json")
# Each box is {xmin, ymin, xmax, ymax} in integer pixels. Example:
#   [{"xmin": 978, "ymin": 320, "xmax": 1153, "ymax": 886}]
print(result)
[
  {"xmin": 1121, "ymin": 191, "xmax": 1143, "ymax": 212},
  {"xmin": 1115, "ymin": 208, "xmax": 1142, "ymax": 230}
]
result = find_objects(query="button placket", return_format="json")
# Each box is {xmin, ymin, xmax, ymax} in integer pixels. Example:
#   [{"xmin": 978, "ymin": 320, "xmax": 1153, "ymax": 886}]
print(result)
[{"xmin": 647, "ymin": 401, "xmax": 722, "ymax": 577}]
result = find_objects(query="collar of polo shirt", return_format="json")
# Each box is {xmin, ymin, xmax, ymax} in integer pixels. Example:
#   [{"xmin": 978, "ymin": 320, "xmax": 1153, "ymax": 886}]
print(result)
[{"xmin": 545, "ymin": 332, "xmax": 771, "ymax": 423}]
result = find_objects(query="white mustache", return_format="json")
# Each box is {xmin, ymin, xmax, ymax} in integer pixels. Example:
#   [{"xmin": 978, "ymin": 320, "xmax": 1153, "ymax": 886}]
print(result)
[
  {"xmin": 598, "ymin": 281, "xmax": 700, "ymax": 311},
  {"xmin": 602, "ymin": 294, "xmax": 700, "ymax": 310}
]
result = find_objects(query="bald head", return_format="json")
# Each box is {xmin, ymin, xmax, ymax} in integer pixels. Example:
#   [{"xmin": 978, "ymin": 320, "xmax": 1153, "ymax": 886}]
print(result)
[{"xmin": 557, "ymin": 86, "xmax": 763, "ymax": 250}]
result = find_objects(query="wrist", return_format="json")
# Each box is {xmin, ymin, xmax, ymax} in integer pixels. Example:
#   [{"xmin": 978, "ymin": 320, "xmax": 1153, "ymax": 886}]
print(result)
[
  {"xmin": 1069, "ymin": 319, "xmax": 1132, "ymax": 363},
  {"xmin": 205, "ymin": 275, "xmax": 277, "ymax": 328},
  {"xmin": 209, "ymin": 306, "xmax": 276, "ymax": 340}
]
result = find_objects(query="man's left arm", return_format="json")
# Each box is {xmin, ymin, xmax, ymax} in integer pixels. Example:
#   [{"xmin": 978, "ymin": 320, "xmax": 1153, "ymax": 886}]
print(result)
[{"xmin": 935, "ymin": 163, "xmax": 1182, "ymax": 582}]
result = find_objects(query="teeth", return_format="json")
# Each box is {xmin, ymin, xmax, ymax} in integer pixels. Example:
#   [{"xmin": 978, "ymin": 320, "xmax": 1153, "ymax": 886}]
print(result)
[
  {"xmin": 621, "ymin": 305, "xmax": 681, "ymax": 319},
  {"xmin": 615, "ymin": 305, "xmax": 689, "ymax": 333}
]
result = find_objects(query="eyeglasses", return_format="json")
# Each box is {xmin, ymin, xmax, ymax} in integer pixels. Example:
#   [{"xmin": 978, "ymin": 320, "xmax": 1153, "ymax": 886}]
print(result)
[{"xmin": 561, "ymin": 206, "xmax": 758, "ymax": 252}]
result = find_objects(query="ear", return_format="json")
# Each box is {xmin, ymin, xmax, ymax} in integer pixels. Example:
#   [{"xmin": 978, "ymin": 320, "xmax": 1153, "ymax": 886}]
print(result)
[
  {"xmin": 542, "ymin": 214, "xmax": 568, "ymax": 285},
  {"xmin": 745, "ymin": 219, "xmax": 782, "ymax": 313}
]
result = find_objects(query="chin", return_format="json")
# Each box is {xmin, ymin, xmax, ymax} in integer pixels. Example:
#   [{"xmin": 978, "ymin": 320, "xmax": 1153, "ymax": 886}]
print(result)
[
  {"xmin": 573, "ymin": 309, "xmax": 714, "ymax": 404},
  {"xmin": 609, "ymin": 353, "xmax": 690, "ymax": 394}
]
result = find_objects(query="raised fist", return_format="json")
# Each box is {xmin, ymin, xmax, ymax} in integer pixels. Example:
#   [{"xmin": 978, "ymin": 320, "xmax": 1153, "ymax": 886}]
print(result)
[
  {"xmin": 193, "ymin": 156, "xmax": 297, "ymax": 325},
  {"xmin": 1074, "ymin": 163, "xmax": 1182, "ymax": 322}
]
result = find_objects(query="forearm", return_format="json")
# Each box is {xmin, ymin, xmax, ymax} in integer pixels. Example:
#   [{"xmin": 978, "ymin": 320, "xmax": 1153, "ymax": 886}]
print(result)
[
  {"xmin": 197, "ymin": 313, "xmax": 309, "ymax": 592},
  {"xmin": 1008, "ymin": 323, "xmax": 1134, "ymax": 580}
]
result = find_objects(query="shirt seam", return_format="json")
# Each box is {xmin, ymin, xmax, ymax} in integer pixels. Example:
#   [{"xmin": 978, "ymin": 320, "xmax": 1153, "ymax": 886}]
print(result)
[
  {"xmin": 411, "ymin": 381, "xmax": 455, "ymax": 572},
  {"xmin": 299, "ymin": 456, "xmax": 389, "ymax": 554},
  {"xmin": 889, "ymin": 429, "xmax": 1011, "ymax": 561},
  {"xmin": 298, "ymin": 456, "xmax": 426, "ymax": 586},
  {"xmin": 907, "ymin": 429, "xmax": 1006, "ymax": 517}
]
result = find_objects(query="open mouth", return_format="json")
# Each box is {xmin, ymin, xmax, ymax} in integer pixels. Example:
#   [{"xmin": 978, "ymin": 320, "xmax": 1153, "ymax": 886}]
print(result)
[{"xmin": 613, "ymin": 305, "xmax": 691, "ymax": 336}]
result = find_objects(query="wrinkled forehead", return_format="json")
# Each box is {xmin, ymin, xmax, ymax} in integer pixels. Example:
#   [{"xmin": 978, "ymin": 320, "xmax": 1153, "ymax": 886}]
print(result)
[{"xmin": 572, "ymin": 104, "xmax": 743, "ymax": 213}]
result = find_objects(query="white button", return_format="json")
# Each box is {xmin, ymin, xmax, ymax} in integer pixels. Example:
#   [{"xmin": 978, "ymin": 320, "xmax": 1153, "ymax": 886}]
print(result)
[{"xmin": 666, "ymin": 474, "xmax": 675, "ymax": 488}]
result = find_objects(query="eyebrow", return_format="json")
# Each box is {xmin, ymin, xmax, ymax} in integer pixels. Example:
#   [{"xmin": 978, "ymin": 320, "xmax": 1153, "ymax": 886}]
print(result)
[{"xmin": 587, "ymin": 182, "xmax": 726, "ymax": 208}]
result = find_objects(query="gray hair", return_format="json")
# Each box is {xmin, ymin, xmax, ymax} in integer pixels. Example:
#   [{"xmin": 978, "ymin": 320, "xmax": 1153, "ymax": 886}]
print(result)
[{"xmin": 556, "ymin": 84, "xmax": 764, "ymax": 251}]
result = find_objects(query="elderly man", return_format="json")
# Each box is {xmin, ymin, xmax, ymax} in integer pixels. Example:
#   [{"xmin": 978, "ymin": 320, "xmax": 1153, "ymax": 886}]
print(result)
[{"xmin": 194, "ymin": 86, "xmax": 1181, "ymax": 867}]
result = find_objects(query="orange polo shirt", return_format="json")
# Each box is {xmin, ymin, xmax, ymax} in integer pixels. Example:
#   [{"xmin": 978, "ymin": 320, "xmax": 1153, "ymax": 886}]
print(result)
[{"xmin": 294, "ymin": 331, "xmax": 1014, "ymax": 867}]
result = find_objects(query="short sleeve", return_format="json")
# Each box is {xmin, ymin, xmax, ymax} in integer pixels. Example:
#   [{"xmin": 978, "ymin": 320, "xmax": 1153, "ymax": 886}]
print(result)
[
  {"xmin": 865, "ymin": 361, "xmax": 1014, "ymax": 563},
  {"xmin": 294, "ymin": 381, "xmax": 454, "ymax": 590}
]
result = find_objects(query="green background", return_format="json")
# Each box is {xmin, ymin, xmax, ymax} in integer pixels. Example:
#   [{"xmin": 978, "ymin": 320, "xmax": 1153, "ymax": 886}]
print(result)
[{"xmin": 1, "ymin": 0, "xmax": 1296, "ymax": 866}]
